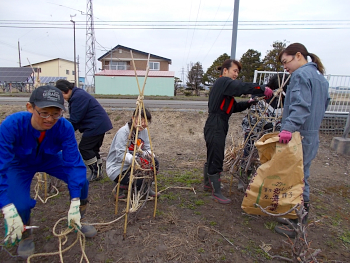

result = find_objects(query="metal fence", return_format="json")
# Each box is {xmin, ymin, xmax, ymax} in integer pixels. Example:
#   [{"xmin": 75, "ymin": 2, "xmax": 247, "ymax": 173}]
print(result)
[{"xmin": 253, "ymin": 70, "xmax": 350, "ymax": 135}]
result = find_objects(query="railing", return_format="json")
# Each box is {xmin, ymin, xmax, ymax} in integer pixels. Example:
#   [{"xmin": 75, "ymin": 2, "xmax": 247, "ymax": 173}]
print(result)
[{"xmin": 253, "ymin": 70, "xmax": 350, "ymax": 135}]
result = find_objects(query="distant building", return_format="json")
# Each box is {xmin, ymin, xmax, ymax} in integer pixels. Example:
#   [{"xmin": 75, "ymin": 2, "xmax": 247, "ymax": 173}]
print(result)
[
  {"xmin": 23, "ymin": 58, "xmax": 76, "ymax": 83},
  {"xmin": 96, "ymin": 45, "xmax": 174, "ymax": 96}
]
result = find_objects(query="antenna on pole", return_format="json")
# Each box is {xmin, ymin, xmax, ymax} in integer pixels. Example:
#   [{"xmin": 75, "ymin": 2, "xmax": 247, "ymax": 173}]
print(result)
[
  {"xmin": 85, "ymin": 0, "xmax": 96, "ymax": 93},
  {"xmin": 70, "ymin": 14, "xmax": 77, "ymax": 87}
]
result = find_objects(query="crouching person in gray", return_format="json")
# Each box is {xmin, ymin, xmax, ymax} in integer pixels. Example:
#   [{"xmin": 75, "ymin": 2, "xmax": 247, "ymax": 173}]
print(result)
[{"xmin": 106, "ymin": 109, "xmax": 160, "ymax": 199}]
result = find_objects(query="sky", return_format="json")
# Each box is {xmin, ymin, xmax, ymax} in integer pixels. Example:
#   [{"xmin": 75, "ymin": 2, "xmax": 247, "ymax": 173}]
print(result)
[{"xmin": 0, "ymin": 0, "xmax": 349, "ymax": 83}]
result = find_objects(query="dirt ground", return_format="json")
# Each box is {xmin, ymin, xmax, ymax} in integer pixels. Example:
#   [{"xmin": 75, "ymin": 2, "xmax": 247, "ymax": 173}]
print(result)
[{"xmin": 0, "ymin": 104, "xmax": 349, "ymax": 263}]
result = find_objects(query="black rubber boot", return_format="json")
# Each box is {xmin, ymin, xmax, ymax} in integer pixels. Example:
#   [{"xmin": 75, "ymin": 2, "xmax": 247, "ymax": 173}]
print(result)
[
  {"xmin": 97, "ymin": 159, "xmax": 104, "ymax": 179},
  {"xmin": 208, "ymin": 173, "xmax": 231, "ymax": 204},
  {"xmin": 275, "ymin": 202, "xmax": 310, "ymax": 238},
  {"xmin": 17, "ymin": 218, "xmax": 35, "ymax": 259},
  {"xmin": 302, "ymin": 202, "xmax": 310, "ymax": 225},
  {"xmin": 79, "ymin": 199, "xmax": 97, "ymax": 238},
  {"xmin": 88, "ymin": 162, "xmax": 99, "ymax": 182},
  {"xmin": 274, "ymin": 219, "xmax": 298, "ymax": 238},
  {"xmin": 203, "ymin": 163, "xmax": 212, "ymax": 192}
]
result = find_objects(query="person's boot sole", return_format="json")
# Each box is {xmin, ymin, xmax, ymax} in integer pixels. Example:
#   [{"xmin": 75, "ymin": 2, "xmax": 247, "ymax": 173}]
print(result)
[
  {"xmin": 17, "ymin": 238, "xmax": 35, "ymax": 259},
  {"xmin": 211, "ymin": 195, "xmax": 232, "ymax": 204},
  {"xmin": 81, "ymin": 225, "xmax": 97, "ymax": 238}
]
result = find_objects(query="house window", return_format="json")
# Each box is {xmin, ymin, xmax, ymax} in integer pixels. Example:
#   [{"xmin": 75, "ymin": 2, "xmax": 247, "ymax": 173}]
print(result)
[
  {"xmin": 33, "ymin": 68, "xmax": 41, "ymax": 73},
  {"xmin": 110, "ymin": 61, "xmax": 127, "ymax": 70},
  {"xmin": 66, "ymin": 70, "xmax": 69, "ymax": 75},
  {"xmin": 72, "ymin": 71, "xmax": 75, "ymax": 75},
  {"xmin": 149, "ymin": 62, "xmax": 160, "ymax": 71}
]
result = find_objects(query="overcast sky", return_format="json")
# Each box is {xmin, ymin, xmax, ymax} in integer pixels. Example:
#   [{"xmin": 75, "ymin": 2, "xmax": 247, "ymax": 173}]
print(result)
[{"xmin": 1, "ymin": 0, "xmax": 349, "ymax": 82}]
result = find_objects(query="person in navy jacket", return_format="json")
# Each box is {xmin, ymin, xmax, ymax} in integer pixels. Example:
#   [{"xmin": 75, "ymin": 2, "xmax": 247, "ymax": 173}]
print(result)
[
  {"xmin": 56, "ymin": 80, "xmax": 113, "ymax": 181},
  {"xmin": 0, "ymin": 86, "xmax": 96, "ymax": 259}
]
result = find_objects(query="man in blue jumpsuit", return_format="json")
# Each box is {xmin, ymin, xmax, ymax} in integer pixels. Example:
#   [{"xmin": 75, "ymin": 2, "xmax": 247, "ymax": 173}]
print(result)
[{"xmin": 0, "ymin": 86, "xmax": 96, "ymax": 259}]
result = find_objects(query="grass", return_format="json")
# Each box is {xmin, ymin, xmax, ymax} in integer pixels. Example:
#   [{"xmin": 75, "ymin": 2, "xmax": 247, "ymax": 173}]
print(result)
[
  {"xmin": 157, "ymin": 170, "xmax": 202, "ymax": 187},
  {"xmin": 340, "ymin": 230, "xmax": 350, "ymax": 244},
  {"xmin": 264, "ymin": 221, "xmax": 278, "ymax": 230}
]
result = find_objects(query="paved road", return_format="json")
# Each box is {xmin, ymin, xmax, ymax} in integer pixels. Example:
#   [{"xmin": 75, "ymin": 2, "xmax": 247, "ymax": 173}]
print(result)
[
  {"xmin": 0, "ymin": 97, "xmax": 208, "ymax": 110},
  {"xmin": 1, "ymin": 97, "xmax": 349, "ymax": 113}
]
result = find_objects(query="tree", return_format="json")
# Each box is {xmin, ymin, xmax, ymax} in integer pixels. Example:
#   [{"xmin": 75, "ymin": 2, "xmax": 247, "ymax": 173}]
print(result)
[
  {"xmin": 203, "ymin": 53, "xmax": 230, "ymax": 86},
  {"xmin": 261, "ymin": 40, "xmax": 288, "ymax": 72},
  {"xmin": 187, "ymin": 62, "xmax": 204, "ymax": 96},
  {"xmin": 239, "ymin": 49, "xmax": 262, "ymax": 82}
]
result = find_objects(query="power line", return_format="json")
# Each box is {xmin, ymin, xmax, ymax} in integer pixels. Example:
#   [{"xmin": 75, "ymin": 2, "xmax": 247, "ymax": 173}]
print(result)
[{"xmin": 1, "ymin": 25, "xmax": 349, "ymax": 30}]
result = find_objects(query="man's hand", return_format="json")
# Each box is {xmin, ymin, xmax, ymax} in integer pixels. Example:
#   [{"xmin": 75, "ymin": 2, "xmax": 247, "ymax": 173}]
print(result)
[
  {"xmin": 279, "ymin": 130, "xmax": 292, "ymax": 144},
  {"xmin": 68, "ymin": 198, "xmax": 81, "ymax": 229},
  {"xmin": 2, "ymin": 203, "xmax": 24, "ymax": 244},
  {"xmin": 263, "ymin": 87, "xmax": 273, "ymax": 99}
]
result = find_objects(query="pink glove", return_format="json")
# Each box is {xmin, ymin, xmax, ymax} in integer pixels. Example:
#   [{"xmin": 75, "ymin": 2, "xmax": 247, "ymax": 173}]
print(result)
[
  {"xmin": 279, "ymin": 130, "xmax": 292, "ymax": 144},
  {"xmin": 263, "ymin": 87, "xmax": 273, "ymax": 99}
]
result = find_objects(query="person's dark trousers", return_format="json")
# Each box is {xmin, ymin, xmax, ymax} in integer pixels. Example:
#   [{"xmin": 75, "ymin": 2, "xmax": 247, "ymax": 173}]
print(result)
[
  {"xmin": 80, "ymin": 134, "xmax": 105, "ymax": 180},
  {"xmin": 204, "ymin": 122, "xmax": 227, "ymax": 175},
  {"xmin": 79, "ymin": 133, "xmax": 105, "ymax": 162}
]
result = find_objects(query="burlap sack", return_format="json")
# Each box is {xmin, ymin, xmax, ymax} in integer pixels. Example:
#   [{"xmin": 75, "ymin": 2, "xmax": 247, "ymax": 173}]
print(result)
[{"xmin": 241, "ymin": 132, "xmax": 304, "ymax": 218}]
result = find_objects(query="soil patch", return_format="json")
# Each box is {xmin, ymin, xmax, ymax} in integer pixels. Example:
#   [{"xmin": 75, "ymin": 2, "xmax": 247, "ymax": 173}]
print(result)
[{"xmin": 0, "ymin": 105, "xmax": 349, "ymax": 262}]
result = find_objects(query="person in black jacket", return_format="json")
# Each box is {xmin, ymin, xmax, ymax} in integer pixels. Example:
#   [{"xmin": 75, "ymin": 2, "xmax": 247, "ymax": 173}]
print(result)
[
  {"xmin": 56, "ymin": 80, "xmax": 113, "ymax": 181},
  {"xmin": 204, "ymin": 59, "xmax": 273, "ymax": 204}
]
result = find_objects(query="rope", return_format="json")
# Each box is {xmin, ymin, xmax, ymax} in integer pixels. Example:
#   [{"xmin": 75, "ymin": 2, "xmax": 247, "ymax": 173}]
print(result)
[{"xmin": 33, "ymin": 173, "xmax": 60, "ymax": 203}]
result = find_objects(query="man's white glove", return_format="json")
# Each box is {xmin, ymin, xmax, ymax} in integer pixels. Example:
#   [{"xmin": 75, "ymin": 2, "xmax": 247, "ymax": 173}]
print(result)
[
  {"xmin": 2, "ymin": 203, "xmax": 24, "ymax": 244},
  {"xmin": 68, "ymin": 198, "xmax": 81, "ymax": 229}
]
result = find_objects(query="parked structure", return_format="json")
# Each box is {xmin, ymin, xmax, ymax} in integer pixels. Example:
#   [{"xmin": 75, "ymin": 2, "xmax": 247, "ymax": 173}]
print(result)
[
  {"xmin": 96, "ymin": 45, "xmax": 174, "ymax": 96},
  {"xmin": 0, "ymin": 67, "xmax": 34, "ymax": 92},
  {"xmin": 23, "ymin": 58, "xmax": 76, "ymax": 83}
]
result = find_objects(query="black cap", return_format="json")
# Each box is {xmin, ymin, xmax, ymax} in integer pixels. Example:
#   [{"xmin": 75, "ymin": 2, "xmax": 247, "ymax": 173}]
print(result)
[{"xmin": 29, "ymin": 85, "xmax": 66, "ymax": 111}]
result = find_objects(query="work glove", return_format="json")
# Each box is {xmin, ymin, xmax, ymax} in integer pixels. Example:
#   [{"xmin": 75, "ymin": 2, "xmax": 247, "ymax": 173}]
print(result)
[
  {"xmin": 247, "ymin": 97, "xmax": 259, "ymax": 106},
  {"xmin": 279, "ymin": 130, "xmax": 292, "ymax": 144},
  {"xmin": 68, "ymin": 198, "xmax": 81, "ymax": 229},
  {"xmin": 263, "ymin": 87, "xmax": 273, "ymax": 99},
  {"xmin": 141, "ymin": 150, "xmax": 155, "ymax": 158},
  {"xmin": 2, "ymin": 203, "xmax": 24, "ymax": 245}
]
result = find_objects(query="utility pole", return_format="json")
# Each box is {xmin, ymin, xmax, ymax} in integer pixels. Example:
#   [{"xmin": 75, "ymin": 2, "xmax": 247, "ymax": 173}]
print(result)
[
  {"xmin": 85, "ymin": 0, "xmax": 96, "ymax": 92},
  {"xmin": 18, "ymin": 41, "xmax": 21, "ymax": 67},
  {"xmin": 70, "ymin": 15, "xmax": 77, "ymax": 87},
  {"xmin": 230, "ymin": 0, "xmax": 240, "ymax": 59},
  {"xmin": 77, "ymin": 55, "xmax": 80, "ymax": 88},
  {"xmin": 110, "ymin": 48, "xmax": 113, "ymax": 70}
]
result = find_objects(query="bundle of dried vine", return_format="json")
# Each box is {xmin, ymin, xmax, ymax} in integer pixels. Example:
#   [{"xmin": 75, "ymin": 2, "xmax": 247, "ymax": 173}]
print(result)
[{"xmin": 224, "ymin": 74, "xmax": 291, "ymax": 191}]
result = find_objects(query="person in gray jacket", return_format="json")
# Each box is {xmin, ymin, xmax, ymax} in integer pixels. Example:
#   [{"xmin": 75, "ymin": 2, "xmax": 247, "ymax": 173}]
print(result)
[
  {"xmin": 106, "ymin": 109, "xmax": 159, "ymax": 198},
  {"xmin": 274, "ymin": 43, "xmax": 330, "ymax": 238}
]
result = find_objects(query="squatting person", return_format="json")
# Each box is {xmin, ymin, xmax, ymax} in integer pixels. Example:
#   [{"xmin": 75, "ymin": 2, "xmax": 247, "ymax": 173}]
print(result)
[{"xmin": 106, "ymin": 108, "xmax": 159, "ymax": 198}]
